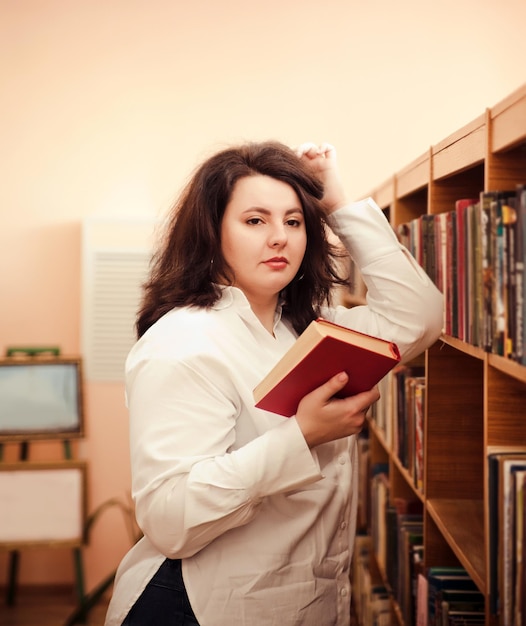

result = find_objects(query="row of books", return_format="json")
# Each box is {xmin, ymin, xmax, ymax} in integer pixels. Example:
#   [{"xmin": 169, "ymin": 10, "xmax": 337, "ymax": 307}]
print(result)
[
  {"xmin": 397, "ymin": 185, "xmax": 526, "ymax": 363},
  {"xmin": 351, "ymin": 538, "xmax": 476, "ymax": 626},
  {"xmin": 361, "ymin": 450, "xmax": 526, "ymax": 626},
  {"xmin": 370, "ymin": 470, "xmax": 424, "ymax": 626},
  {"xmin": 356, "ymin": 434, "xmax": 371, "ymax": 532},
  {"xmin": 393, "ymin": 365, "xmax": 425, "ymax": 493},
  {"xmin": 352, "ymin": 534, "xmax": 391, "ymax": 626},
  {"xmin": 365, "ymin": 464, "xmax": 485, "ymax": 626},
  {"xmin": 417, "ymin": 566, "xmax": 484, "ymax": 626},
  {"xmin": 368, "ymin": 372, "xmax": 393, "ymax": 446},
  {"xmin": 369, "ymin": 364, "xmax": 426, "ymax": 494},
  {"xmin": 351, "ymin": 547, "xmax": 484, "ymax": 626},
  {"xmin": 487, "ymin": 448, "xmax": 526, "ymax": 626}
]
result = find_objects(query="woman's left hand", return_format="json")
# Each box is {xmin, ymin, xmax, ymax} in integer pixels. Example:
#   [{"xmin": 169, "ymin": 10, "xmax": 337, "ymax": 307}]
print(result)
[{"xmin": 296, "ymin": 142, "xmax": 348, "ymax": 215}]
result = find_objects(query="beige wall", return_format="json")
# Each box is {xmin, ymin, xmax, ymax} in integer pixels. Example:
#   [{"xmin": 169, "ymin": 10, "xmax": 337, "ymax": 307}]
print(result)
[{"xmin": 1, "ymin": 0, "xmax": 525, "ymax": 590}]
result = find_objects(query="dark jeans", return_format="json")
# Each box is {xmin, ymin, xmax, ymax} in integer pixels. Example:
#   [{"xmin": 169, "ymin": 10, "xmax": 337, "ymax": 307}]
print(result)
[{"xmin": 122, "ymin": 558, "xmax": 200, "ymax": 626}]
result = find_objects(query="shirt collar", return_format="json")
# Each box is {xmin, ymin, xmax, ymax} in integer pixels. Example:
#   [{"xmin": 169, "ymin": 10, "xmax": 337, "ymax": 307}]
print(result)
[{"xmin": 213, "ymin": 285, "xmax": 284, "ymax": 331}]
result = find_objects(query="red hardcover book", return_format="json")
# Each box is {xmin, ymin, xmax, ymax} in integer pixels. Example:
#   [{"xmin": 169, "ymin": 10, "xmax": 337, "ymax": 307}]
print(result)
[{"xmin": 253, "ymin": 318, "xmax": 401, "ymax": 417}]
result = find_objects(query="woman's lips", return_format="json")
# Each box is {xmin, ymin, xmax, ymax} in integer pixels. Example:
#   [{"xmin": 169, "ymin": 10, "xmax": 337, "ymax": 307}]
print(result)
[{"xmin": 264, "ymin": 257, "xmax": 288, "ymax": 269}]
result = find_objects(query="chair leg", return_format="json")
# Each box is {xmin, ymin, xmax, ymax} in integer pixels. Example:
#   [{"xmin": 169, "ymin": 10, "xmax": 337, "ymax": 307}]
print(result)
[
  {"xmin": 6, "ymin": 550, "xmax": 19, "ymax": 606},
  {"xmin": 72, "ymin": 547, "xmax": 87, "ymax": 624}
]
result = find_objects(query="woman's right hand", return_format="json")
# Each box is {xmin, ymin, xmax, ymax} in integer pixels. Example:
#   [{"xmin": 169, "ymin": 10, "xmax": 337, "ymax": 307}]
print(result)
[
  {"xmin": 296, "ymin": 142, "xmax": 348, "ymax": 215},
  {"xmin": 295, "ymin": 371, "xmax": 380, "ymax": 448}
]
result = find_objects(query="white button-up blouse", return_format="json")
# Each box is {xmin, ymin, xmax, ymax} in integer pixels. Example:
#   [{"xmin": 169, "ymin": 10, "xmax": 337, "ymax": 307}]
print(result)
[{"xmin": 105, "ymin": 198, "xmax": 444, "ymax": 626}]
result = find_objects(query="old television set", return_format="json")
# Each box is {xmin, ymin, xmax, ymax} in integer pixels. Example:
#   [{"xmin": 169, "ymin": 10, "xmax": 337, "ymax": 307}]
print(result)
[{"xmin": 0, "ymin": 356, "xmax": 84, "ymax": 441}]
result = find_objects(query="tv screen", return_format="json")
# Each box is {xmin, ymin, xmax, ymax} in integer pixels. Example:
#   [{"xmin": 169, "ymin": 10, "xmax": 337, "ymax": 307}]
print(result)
[{"xmin": 0, "ymin": 358, "xmax": 84, "ymax": 440}]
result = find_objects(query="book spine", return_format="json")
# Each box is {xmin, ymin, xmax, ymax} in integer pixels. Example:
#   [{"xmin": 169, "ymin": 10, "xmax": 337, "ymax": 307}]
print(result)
[
  {"xmin": 517, "ymin": 186, "xmax": 526, "ymax": 364},
  {"xmin": 480, "ymin": 192, "xmax": 497, "ymax": 353}
]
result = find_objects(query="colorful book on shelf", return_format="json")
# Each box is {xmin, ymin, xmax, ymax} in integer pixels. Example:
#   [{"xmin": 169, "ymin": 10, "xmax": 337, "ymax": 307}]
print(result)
[
  {"xmin": 355, "ymin": 435, "xmax": 370, "ymax": 531},
  {"xmin": 384, "ymin": 505, "xmax": 399, "ymax": 595},
  {"xmin": 487, "ymin": 448, "xmax": 526, "ymax": 620},
  {"xmin": 369, "ymin": 369, "xmax": 395, "ymax": 444},
  {"xmin": 397, "ymin": 517, "xmax": 423, "ymax": 625},
  {"xmin": 393, "ymin": 364, "xmax": 425, "ymax": 470},
  {"xmin": 439, "ymin": 588, "xmax": 485, "ymax": 626},
  {"xmin": 494, "ymin": 193, "xmax": 514, "ymax": 357},
  {"xmin": 434, "ymin": 212, "xmax": 448, "ymax": 334},
  {"xmin": 445, "ymin": 209, "xmax": 457, "ymax": 337},
  {"xmin": 351, "ymin": 534, "xmax": 372, "ymax": 625},
  {"xmin": 513, "ymin": 469, "xmax": 526, "ymax": 626},
  {"xmin": 413, "ymin": 378, "xmax": 426, "ymax": 492},
  {"xmin": 517, "ymin": 185, "xmax": 526, "ymax": 365},
  {"xmin": 486, "ymin": 190, "xmax": 517, "ymax": 357},
  {"xmin": 455, "ymin": 198, "xmax": 479, "ymax": 342},
  {"xmin": 385, "ymin": 499, "xmax": 423, "ymax": 603},
  {"xmin": 253, "ymin": 317, "xmax": 400, "ymax": 418},
  {"xmin": 420, "ymin": 214, "xmax": 437, "ymax": 286},
  {"xmin": 416, "ymin": 573, "xmax": 428, "ymax": 626},
  {"xmin": 503, "ymin": 195, "xmax": 519, "ymax": 360},
  {"xmin": 370, "ymin": 465, "xmax": 389, "ymax": 571},
  {"xmin": 426, "ymin": 566, "xmax": 479, "ymax": 626},
  {"xmin": 480, "ymin": 191, "xmax": 498, "ymax": 353},
  {"xmin": 440, "ymin": 587, "xmax": 485, "ymax": 609},
  {"xmin": 467, "ymin": 199, "xmax": 482, "ymax": 346},
  {"xmin": 407, "ymin": 374, "xmax": 425, "ymax": 484},
  {"xmin": 370, "ymin": 585, "xmax": 390, "ymax": 625},
  {"xmin": 508, "ymin": 183, "xmax": 526, "ymax": 364},
  {"xmin": 498, "ymin": 455, "xmax": 526, "ymax": 626}
]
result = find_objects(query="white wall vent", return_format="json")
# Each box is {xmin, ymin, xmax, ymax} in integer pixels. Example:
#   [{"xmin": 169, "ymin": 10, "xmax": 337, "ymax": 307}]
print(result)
[{"xmin": 82, "ymin": 217, "xmax": 160, "ymax": 381}]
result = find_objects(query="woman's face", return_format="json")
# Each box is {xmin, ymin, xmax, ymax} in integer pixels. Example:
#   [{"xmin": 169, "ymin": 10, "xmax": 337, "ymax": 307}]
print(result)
[{"xmin": 220, "ymin": 174, "xmax": 307, "ymax": 306}]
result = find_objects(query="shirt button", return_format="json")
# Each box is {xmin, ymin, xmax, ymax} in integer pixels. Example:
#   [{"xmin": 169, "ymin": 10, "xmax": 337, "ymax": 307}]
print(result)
[
  {"xmin": 338, "ymin": 455, "xmax": 346, "ymax": 464},
  {"xmin": 340, "ymin": 521, "xmax": 347, "ymax": 530},
  {"xmin": 340, "ymin": 588, "xmax": 348, "ymax": 597}
]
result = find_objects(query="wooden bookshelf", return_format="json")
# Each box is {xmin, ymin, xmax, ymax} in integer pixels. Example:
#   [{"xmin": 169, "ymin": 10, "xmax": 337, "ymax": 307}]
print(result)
[{"xmin": 353, "ymin": 83, "xmax": 526, "ymax": 626}]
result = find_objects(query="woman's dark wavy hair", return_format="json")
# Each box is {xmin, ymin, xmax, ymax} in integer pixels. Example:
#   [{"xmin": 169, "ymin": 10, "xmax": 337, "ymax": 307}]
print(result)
[{"xmin": 136, "ymin": 141, "xmax": 349, "ymax": 338}]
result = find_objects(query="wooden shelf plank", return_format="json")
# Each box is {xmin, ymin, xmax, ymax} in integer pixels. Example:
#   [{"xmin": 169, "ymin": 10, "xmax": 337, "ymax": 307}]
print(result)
[
  {"xmin": 439, "ymin": 335, "xmax": 526, "ymax": 382},
  {"xmin": 426, "ymin": 498, "xmax": 486, "ymax": 592},
  {"xmin": 439, "ymin": 334, "xmax": 487, "ymax": 360},
  {"xmin": 488, "ymin": 353, "xmax": 526, "ymax": 383},
  {"xmin": 367, "ymin": 417, "xmax": 390, "ymax": 454},
  {"xmin": 491, "ymin": 83, "xmax": 526, "ymax": 152},
  {"xmin": 432, "ymin": 114, "xmax": 486, "ymax": 180},
  {"xmin": 486, "ymin": 364, "xmax": 526, "ymax": 446},
  {"xmin": 396, "ymin": 151, "xmax": 429, "ymax": 198},
  {"xmin": 372, "ymin": 176, "xmax": 395, "ymax": 210}
]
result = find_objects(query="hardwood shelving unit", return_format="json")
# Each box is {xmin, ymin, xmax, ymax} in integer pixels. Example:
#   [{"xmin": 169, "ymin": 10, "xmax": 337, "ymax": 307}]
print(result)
[{"xmin": 353, "ymin": 83, "xmax": 526, "ymax": 626}]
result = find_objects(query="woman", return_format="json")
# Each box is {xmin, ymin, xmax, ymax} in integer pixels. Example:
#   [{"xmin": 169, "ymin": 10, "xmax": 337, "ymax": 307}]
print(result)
[{"xmin": 105, "ymin": 141, "xmax": 443, "ymax": 626}]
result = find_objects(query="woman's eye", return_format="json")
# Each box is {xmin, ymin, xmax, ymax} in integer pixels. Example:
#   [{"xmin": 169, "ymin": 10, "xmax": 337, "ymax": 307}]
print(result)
[
  {"xmin": 286, "ymin": 218, "xmax": 302, "ymax": 227},
  {"xmin": 246, "ymin": 217, "xmax": 263, "ymax": 225}
]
